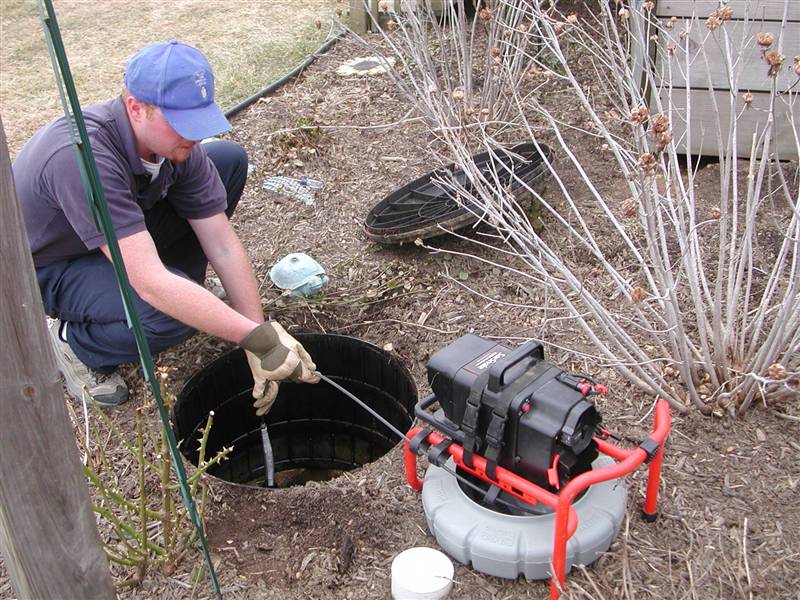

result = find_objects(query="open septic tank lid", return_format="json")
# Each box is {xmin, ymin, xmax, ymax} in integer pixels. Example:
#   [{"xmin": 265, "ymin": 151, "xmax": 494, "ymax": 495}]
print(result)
[
  {"xmin": 364, "ymin": 142, "xmax": 553, "ymax": 244},
  {"xmin": 173, "ymin": 334, "xmax": 417, "ymax": 488}
]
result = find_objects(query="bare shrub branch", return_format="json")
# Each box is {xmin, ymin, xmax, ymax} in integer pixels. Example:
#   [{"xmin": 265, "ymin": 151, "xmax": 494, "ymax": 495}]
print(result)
[{"xmin": 356, "ymin": 0, "xmax": 800, "ymax": 414}]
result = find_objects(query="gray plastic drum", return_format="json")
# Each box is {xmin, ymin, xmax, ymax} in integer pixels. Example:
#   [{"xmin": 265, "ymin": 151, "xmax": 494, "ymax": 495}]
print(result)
[{"xmin": 421, "ymin": 456, "xmax": 627, "ymax": 580}]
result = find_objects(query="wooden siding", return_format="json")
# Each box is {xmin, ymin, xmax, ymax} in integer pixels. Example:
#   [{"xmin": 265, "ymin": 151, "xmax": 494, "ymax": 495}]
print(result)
[
  {"xmin": 632, "ymin": 0, "xmax": 799, "ymax": 158},
  {"xmin": 660, "ymin": 87, "xmax": 799, "ymax": 158},
  {"xmin": 657, "ymin": 18, "xmax": 800, "ymax": 91},
  {"xmin": 655, "ymin": 1, "xmax": 800, "ymax": 21}
]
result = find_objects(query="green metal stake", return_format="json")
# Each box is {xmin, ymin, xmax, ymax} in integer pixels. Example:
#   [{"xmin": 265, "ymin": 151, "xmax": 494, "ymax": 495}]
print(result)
[{"xmin": 35, "ymin": 1, "xmax": 221, "ymax": 596}]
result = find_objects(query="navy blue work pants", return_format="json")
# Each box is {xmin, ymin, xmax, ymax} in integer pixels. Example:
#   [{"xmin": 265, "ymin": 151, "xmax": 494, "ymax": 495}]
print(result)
[{"xmin": 36, "ymin": 140, "xmax": 248, "ymax": 371}]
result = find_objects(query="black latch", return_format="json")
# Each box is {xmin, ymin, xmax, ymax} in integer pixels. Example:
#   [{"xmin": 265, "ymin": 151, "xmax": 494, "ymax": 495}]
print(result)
[
  {"xmin": 639, "ymin": 438, "xmax": 661, "ymax": 463},
  {"xmin": 427, "ymin": 439, "xmax": 453, "ymax": 467},
  {"xmin": 408, "ymin": 428, "xmax": 432, "ymax": 455}
]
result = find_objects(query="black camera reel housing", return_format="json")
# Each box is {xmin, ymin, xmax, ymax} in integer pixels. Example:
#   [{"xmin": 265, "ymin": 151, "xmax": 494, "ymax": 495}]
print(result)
[{"xmin": 420, "ymin": 334, "xmax": 601, "ymax": 491}]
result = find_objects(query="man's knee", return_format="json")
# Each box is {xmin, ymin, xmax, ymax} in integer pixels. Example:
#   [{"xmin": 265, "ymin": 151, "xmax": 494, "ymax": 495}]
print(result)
[
  {"xmin": 204, "ymin": 140, "xmax": 248, "ymax": 216},
  {"xmin": 141, "ymin": 313, "xmax": 195, "ymax": 353},
  {"xmin": 207, "ymin": 139, "xmax": 247, "ymax": 173}
]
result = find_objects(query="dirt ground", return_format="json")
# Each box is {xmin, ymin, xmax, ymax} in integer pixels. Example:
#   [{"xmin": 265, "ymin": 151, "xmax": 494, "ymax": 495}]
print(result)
[
  {"xmin": 111, "ymin": 28, "xmax": 799, "ymax": 600},
  {"xmin": 2, "ymin": 8, "xmax": 800, "ymax": 600}
]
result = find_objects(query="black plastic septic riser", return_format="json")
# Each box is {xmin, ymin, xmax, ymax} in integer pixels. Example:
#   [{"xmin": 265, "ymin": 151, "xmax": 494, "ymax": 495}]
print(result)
[{"xmin": 173, "ymin": 334, "xmax": 417, "ymax": 487}]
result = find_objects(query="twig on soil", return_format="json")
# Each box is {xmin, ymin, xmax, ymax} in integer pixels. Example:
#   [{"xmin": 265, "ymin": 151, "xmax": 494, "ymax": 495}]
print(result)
[
  {"xmin": 332, "ymin": 318, "xmax": 458, "ymax": 335},
  {"xmin": 743, "ymin": 517, "xmax": 753, "ymax": 600},
  {"xmin": 771, "ymin": 410, "xmax": 800, "ymax": 422},
  {"xmin": 573, "ymin": 564, "xmax": 607, "ymax": 599}
]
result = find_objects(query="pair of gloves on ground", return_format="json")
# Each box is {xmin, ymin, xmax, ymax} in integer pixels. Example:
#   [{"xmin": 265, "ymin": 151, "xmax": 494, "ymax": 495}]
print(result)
[{"xmin": 240, "ymin": 321, "xmax": 319, "ymax": 416}]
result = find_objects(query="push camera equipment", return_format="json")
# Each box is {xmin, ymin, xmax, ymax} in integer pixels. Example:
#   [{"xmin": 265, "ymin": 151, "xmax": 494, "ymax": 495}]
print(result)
[{"xmin": 403, "ymin": 334, "xmax": 671, "ymax": 600}]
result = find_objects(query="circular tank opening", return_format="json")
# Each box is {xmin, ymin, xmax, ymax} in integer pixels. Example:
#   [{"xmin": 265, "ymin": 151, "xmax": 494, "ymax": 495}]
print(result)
[{"xmin": 173, "ymin": 334, "xmax": 417, "ymax": 488}]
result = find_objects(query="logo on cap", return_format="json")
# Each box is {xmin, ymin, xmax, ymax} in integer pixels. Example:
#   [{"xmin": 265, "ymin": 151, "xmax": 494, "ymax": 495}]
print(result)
[{"xmin": 194, "ymin": 70, "xmax": 208, "ymax": 99}]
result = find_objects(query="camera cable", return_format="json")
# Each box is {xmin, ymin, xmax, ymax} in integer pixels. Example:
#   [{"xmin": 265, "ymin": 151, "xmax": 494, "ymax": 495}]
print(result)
[{"xmin": 315, "ymin": 372, "xmax": 548, "ymax": 516}]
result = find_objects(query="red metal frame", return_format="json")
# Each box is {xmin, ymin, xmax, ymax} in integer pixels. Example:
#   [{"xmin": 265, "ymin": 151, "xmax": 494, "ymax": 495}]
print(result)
[{"xmin": 403, "ymin": 399, "xmax": 671, "ymax": 600}]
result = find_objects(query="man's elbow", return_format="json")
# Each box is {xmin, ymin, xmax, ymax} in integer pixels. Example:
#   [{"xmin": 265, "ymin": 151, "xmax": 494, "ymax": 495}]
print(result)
[{"xmin": 128, "ymin": 267, "xmax": 171, "ymax": 307}]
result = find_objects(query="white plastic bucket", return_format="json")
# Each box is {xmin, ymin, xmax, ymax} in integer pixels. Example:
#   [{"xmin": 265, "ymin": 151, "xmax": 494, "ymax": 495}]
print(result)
[{"xmin": 391, "ymin": 547, "xmax": 454, "ymax": 600}]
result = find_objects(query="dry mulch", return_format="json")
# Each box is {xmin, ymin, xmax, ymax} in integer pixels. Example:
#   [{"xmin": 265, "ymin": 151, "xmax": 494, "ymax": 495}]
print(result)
[
  {"xmin": 110, "ymin": 29, "xmax": 799, "ymax": 599},
  {"xmin": 3, "ymin": 17, "xmax": 799, "ymax": 600}
]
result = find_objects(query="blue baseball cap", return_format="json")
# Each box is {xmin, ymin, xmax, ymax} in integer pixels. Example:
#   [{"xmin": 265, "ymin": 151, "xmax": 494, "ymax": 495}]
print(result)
[{"xmin": 123, "ymin": 41, "xmax": 231, "ymax": 141}]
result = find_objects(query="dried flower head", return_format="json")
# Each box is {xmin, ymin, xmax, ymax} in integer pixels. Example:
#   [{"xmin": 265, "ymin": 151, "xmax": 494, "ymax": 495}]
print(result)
[
  {"xmin": 656, "ymin": 130, "xmax": 672, "ymax": 149},
  {"xmin": 639, "ymin": 152, "xmax": 657, "ymax": 172},
  {"xmin": 765, "ymin": 50, "xmax": 784, "ymax": 77},
  {"xmin": 427, "ymin": 83, "xmax": 438, "ymax": 94},
  {"xmin": 334, "ymin": 6, "xmax": 343, "ymax": 16},
  {"xmin": 710, "ymin": 206, "xmax": 721, "ymax": 219},
  {"xmin": 554, "ymin": 21, "xmax": 565, "ymax": 34},
  {"xmin": 566, "ymin": 14, "xmax": 578, "ymax": 24},
  {"xmin": 642, "ymin": 1, "xmax": 655, "ymax": 10},
  {"xmin": 621, "ymin": 197, "xmax": 637, "ymax": 217},
  {"xmin": 706, "ymin": 15, "xmax": 720, "ymax": 31},
  {"xmin": 379, "ymin": 0, "xmax": 390, "ymax": 11},
  {"xmin": 756, "ymin": 32, "xmax": 774, "ymax": 47},
  {"xmin": 451, "ymin": 89, "xmax": 465, "ymax": 101},
  {"xmin": 717, "ymin": 6, "xmax": 734, "ymax": 21},
  {"xmin": 630, "ymin": 105, "xmax": 649, "ymax": 125},
  {"xmin": 619, "ymin": 7, "xmax": 630, "ymax": 19},
  {"xmin": 667, "ymin": 42, "xmax": 677, "ymax": 54},
  {"xmin": 491, "ymin": 47, "xmax": 501, "ymax": 57},
  {"xmin": 387, "ymin": 19, "xmax": 398, "ymax": 32},
  {"xmin": 679, "ymin": 30, "xmax": 688, "ymax": 40},
  {"xmin": 631, "ymin": 287, "xmax": 647, "ymax": 304},
  {"xmin": 479, "ymin": 7, "xmax": 493, "ymax": 21},
  {"xmin": 651, "ymin": 113, "xmax": 670, "ymax": 133},
  {"xmin": 768, "ymin": 363, "xmax": 787, "ymax": 380},
  {"xmin": 766, "ymin": 50, "xmax": 784, "ymax": 66},
  {"xmin": 742, "ymin": 91, "xmax": 753, "ymax": 107}
]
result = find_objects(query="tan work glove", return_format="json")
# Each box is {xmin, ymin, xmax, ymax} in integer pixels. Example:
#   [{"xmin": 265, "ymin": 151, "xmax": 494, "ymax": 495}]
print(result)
[
  {"xmin": 240, "ymin": 321, "xmax": 320, "ymax": 384},
  {"xmin": 245, "ymin": 350, "xmax": 280, "ymax": 416}
]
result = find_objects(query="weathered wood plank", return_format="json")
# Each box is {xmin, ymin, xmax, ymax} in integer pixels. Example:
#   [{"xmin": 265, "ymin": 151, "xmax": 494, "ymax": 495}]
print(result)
[
  {"xmin": 657, "ymin": 18, "xmax": 800, "ymax": 91},
  {"xmin": 0, "ymin": 114, "xmax": 115, "ymax": 599},
  {"xmin": 350, "ymin": 0, "xmax": 369, "ymax": 33},
  {"xmin": 660, "ymin": 88, "xmax": 799, "ymax": 158},
  {"xmin": 655, "ymin": 0, "xmax": 799, "ymax": 21}
]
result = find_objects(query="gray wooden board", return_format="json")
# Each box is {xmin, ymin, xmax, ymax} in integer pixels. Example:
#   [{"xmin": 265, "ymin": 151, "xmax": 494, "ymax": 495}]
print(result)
[
  {"xmin": 0, "ymin": 116, "xmax": 115, "ymax": 598},
  {"xmin": 659, "ymin": 87, "xmax": 799, "ymax": 158},
  {"xmin": 656, "ymin": 18, "xmax": 800, "ymax": 91},
  {"xmin": 655, "ymin": 0, "xmax": 799, "ymax": 21}
]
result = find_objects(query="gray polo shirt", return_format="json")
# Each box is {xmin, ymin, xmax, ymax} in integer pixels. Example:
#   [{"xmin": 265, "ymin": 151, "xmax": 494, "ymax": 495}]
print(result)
[{"xmin": 13, "ymin": 97, "xmax": 227, "ymax": 268}]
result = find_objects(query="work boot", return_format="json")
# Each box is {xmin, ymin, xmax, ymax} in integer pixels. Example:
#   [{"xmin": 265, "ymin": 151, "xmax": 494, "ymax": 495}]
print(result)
[{"xmin": 47, "ymin": 318, "xmax": 129, "ymax": 407}]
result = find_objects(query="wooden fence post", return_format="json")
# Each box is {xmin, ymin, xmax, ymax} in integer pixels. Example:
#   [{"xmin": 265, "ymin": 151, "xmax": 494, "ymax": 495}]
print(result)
[
  {"xmin": 350, "ymin": 0, "xmax": 371, "ymax": 33},
  {"xmin": 0, "ymin": 114, "xmax": 116, "ymax": 598}
]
